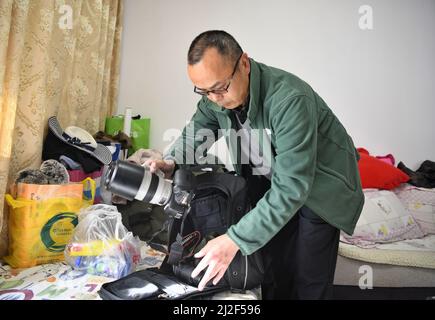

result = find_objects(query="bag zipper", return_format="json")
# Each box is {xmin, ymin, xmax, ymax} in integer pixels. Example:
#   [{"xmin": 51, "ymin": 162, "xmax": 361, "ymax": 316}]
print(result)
[{"xmin": 243, "ymin": 255, "xmax": 248, "ymax": 290}]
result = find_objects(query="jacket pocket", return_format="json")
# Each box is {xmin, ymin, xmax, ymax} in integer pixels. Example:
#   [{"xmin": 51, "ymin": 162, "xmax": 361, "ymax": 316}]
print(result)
[
  {"xmin": 317, "ymin": 162, "xmax": 357, "ymax": 192},
  {"xmin": 317, "ymin": 131, "xmax": 360, "ymax": 193}
]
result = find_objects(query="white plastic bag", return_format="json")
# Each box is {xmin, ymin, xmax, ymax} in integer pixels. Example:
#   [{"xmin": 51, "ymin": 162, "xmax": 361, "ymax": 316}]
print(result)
[{"xmin": 64, "ymin": 204, "xmax": 141, "ymax": 279}]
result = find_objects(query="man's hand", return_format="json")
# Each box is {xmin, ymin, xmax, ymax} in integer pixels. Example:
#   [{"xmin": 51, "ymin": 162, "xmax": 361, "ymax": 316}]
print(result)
[
  {"xmin": 191, "ymin": 234, "xmax": 240, "ymax": 291},
  {"xmin": 144, "ymin": 159, "xmax": 175, "ymax": 179}
]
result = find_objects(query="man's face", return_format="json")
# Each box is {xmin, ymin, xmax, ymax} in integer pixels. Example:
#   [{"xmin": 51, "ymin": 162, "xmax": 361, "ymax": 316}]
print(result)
[{"xmin": 187, "ymin": 48, "xmax": 250, "ymax": 109}]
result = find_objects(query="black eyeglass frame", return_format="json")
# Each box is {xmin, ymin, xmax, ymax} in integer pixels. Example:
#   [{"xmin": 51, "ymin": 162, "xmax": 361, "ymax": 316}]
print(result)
[{"xmin": 193, "ymin": 53, "xmax": 243, "ymax": 96}]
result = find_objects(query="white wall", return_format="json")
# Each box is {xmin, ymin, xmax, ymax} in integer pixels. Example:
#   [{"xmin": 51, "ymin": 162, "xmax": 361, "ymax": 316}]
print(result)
[{"xmin": 118, "ymin": 0, "xmax": 435, "ymax": 169}]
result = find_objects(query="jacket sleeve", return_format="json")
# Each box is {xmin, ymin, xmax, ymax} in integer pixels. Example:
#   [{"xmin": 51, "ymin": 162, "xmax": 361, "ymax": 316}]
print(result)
[
  {"xmin": 163, "ymin": 98, "xmax": 220, "ymax": 166},
  {"xmin": 227, "ymin": 95, "xmax": 318, "ymax": 255}
]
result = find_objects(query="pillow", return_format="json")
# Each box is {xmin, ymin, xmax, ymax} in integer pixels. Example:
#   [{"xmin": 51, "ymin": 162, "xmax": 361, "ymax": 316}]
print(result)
[
  {"xmin": 341, "ymin": 189, "xmax": 426, "ymax": 247},
  {"xmin": 394, "ymin": 183, "xmax": 435, "ymax": 234},
  {"xmin": 357, "ymin": 149, "xmax": 409, "ymax": 190}
]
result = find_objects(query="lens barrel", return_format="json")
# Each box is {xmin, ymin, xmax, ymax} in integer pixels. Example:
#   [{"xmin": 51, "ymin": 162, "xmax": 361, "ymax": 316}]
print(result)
[{"xmin": 104, "ymin": 160, "xmax": 172, "ymax": 206}]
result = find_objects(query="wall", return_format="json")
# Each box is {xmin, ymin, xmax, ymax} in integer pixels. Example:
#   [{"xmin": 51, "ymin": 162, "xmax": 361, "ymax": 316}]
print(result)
[{"xmin": 117, "ymin": 0, "xmax": 435, "ymax": 169}]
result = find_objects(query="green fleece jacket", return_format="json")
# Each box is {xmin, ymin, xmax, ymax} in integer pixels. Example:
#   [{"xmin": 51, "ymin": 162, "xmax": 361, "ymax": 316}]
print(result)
[{"xmin": 165, "ymin": 58, "xmax": 364, "ymax": 256}]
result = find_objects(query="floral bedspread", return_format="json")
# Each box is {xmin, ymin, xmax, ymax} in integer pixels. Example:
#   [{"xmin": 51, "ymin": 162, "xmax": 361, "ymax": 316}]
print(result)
[{"xmin": 0, "ymin": 245, "xmax": 166, "ymax": 300}]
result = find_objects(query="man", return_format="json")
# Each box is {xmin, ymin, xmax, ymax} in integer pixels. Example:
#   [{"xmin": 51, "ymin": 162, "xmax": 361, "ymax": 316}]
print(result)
[{"xmin": 146, "ymin": 30, "xmax": 364, "ymax": 299}]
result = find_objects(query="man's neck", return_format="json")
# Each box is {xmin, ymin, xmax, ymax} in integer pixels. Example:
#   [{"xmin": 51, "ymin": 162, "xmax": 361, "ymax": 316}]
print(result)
[
  {"xmin": 235, "ymin": 82, "xmax": 250, "ymax": 111},
  {"xmin": 242, "ymin": 94, "xmax": 250, "ymax": 109},
  {"xmin": 232, "ymin": 70, "xmax": 250, "ymax": 113}
]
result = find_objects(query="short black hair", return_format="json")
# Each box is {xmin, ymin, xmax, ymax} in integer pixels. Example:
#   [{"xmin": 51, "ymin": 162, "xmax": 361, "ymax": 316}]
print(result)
[{"xmin": 188, "ymin": 30, "xmax": 243, "ymax": 65}]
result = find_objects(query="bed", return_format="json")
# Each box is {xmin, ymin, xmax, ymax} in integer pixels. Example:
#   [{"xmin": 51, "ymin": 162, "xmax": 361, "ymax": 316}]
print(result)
[{"xmin": 332, "ymin": 182, "xmax": 435, "ymax": 299}]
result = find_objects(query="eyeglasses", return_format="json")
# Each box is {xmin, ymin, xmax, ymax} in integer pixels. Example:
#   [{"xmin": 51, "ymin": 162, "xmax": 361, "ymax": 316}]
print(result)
[{"xmin": 193, "ymin": 53, "xmax": 243, "ymax": 96}]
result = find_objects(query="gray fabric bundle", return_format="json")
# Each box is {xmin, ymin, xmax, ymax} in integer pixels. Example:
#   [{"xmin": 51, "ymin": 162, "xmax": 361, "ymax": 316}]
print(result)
[{"xmin": 15, "ymin": 160, "xmax": 70, "ymax": 185}]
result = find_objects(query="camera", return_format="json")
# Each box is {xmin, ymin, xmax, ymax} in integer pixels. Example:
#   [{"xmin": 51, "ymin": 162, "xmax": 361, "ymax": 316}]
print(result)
[{"xmin": 103, "ymin": 160, "xmax": 206, "ymax": 220}]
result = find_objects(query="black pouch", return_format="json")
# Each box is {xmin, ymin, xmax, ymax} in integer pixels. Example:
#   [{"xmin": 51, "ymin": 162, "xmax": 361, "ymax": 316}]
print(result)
[
  {"xmin": 188, "ymin": 190, "xmax": 228, "ymax": 237},
  {"xmin": 98, "ymin": 267, "xmax": 230, "ymax": 300}
]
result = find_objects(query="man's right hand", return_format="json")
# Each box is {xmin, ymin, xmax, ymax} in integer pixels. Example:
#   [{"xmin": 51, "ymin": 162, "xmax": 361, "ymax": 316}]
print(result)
[{"xmin": 144, "ymin": 159, "xmax": 176, "ymax": 179}]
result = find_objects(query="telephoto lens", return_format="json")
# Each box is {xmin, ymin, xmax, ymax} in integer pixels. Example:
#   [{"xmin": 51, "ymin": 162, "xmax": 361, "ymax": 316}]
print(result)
[{"xmin": 104, "ymin": 160, "xmax": 172, "ymax": 206}]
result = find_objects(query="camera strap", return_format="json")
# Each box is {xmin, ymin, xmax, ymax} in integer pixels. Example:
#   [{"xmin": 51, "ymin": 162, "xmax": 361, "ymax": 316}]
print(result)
[{"xmin": 167, "ymin": 202, "xmax": 201, "ymax": 265}]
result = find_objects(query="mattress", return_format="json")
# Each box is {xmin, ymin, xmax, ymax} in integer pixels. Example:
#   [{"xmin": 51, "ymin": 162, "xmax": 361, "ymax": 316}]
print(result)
[
  {"xmin": 334, "ymin": 235, "xmax": 435, "ymax": 288},
  {"xmin": 338, "ymin": 235, "xmax": 435, "ymax": 269},
  {"xmin": 334, "ymin": 255, "xmax": 435, "ymax": 288}
]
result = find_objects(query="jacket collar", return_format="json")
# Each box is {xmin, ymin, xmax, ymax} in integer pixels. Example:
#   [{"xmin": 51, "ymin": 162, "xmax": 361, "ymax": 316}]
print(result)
[{"xmin": 247, "ymin": 58, "xmax": 260, "ymax": 122}]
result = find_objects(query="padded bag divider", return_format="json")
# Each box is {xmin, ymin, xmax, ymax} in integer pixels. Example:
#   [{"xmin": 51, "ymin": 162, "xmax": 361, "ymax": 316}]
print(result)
[{"xmin": 98, "ymin": 267, "xmax": 229, "ymax": 300}]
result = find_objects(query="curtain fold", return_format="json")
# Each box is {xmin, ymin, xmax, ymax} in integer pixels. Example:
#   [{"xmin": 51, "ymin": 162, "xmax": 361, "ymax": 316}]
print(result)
[{"xmin": 0, "ymin": 0, "xmax": 123, "ymax": 258}]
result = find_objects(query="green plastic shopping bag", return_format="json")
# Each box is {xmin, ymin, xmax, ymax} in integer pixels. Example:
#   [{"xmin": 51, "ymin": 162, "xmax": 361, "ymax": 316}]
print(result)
[{"xmin": 105, "ymin": 116, "xmax": 150, "ymax": 156}]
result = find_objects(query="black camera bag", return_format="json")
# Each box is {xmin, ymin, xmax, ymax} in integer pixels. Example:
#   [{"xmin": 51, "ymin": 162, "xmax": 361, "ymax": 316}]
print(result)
[{"xmin": 99, "ymin": 165, "xmax": 264, "ymax": 300}]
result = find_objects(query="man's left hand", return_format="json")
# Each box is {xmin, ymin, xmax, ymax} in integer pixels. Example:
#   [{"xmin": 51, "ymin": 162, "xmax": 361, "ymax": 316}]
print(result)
[{"xmin": 191, "ymin": 234, "xmax": 240, "ymax": 291}]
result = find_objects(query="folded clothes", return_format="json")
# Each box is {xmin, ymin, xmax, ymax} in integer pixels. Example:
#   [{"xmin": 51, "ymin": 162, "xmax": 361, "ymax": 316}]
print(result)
[
  {"xmin": 59, "ymin": 155, "xmax": 82, "ymax": 170},
  {"xmin": 398, "ymin": 160, "xmax": 435, "ymax": 188},
  {"xmin": 94, "ymin": 131, "xmax": 132, "ymax": 150},
  {"xmin": 419, "ymin": 160, "xmax": 435, "ymax": 175}
]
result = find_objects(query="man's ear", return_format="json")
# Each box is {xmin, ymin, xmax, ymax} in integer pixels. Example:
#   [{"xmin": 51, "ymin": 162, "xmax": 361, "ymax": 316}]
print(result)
[{"xmin": 241, "ymin": 52, "xmax": 250, "ymax": 74}]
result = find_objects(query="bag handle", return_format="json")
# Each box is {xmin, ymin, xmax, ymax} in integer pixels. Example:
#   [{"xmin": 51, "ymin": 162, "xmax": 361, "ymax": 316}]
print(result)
[{"xmin": 4, "ymin": 194, "xmax": 34, "ymax": 208}]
